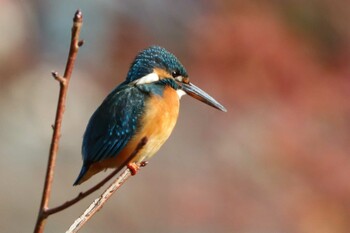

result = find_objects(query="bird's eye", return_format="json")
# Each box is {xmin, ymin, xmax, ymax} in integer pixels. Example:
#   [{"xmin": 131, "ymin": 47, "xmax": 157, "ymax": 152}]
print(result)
[{"xmin": 171, "ymin": 70, "xmax": 180, "ymax": 78}]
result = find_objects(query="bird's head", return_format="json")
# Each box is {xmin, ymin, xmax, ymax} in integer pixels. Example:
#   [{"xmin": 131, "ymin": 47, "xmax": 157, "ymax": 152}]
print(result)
[{"xmin": 126, "ymin": 46, "xmax": 226, "ymax": 112}]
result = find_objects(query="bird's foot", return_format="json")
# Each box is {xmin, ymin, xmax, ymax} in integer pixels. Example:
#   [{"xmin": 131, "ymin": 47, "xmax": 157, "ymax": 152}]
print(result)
[{"xmin": 127, "ymin": 161, "xmax": 148, "ymax": 176}]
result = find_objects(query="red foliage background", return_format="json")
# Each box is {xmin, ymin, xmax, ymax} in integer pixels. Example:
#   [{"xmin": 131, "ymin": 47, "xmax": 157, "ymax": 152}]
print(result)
[{"xmin": 1, "ymin": 1, "xmax": 349, "ymax": 232}]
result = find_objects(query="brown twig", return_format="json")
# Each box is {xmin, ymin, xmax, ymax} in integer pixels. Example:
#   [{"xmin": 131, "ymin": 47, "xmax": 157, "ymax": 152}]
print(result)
[
  {"xmin": 67, "ymin": 169, "xmax": 133, "ymax": 233},
  {"xmin": 66, "ymin": 138, "xmax": 148, "ymax": 233},
  {"xmin": 34, "ymin": 10, "xmax": 83, "ymax": 233},
  {"xmin": 44, "ymin": 137, "xmax": 148, "ymax": 216},
  {"xmin": 45, "ymin": 165, "xmax": 121, "ymax": 216}
]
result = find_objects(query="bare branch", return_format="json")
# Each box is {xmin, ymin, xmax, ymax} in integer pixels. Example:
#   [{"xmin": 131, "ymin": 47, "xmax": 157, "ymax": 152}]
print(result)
[
  {"xmin": 45, "ymin": 166, "xmax": 120, "ymax": 216},
  {"xmin": 66, "ymin": 168, "xmax": 132, "ymax": 233},
  {"xmin": 34, "ymin": 10, "xmax": 83, "ymax": 233},
  {"xmin": 66, "ymin": 138, "xmax": 148, "ymax": 233},
  {"xmin": 44, "ymin": 137, "xmax": 148, "ymax": 216},
  {"xmin": 34, "ymin": 10, "xmax": 148, "ymax": 233},
  {"xmin": 51, "ymin": 71, "xmax": 66, "ymax": 84}
]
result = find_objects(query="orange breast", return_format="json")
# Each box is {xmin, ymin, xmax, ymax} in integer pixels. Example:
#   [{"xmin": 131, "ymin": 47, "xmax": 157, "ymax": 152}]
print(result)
[
  {"xmin": 83, "ymin": 86, "xmax": 180, "ymax": 182},
  {"xmin": 131, "ymin": 86, "xmax": 180, "ymax": 162}
]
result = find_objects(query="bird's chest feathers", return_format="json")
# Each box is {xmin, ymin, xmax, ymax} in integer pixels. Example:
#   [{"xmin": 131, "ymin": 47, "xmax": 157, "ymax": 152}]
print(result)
[{"xmin": 133, "ymin": 86, "xmax": 180, "ymax": 161}]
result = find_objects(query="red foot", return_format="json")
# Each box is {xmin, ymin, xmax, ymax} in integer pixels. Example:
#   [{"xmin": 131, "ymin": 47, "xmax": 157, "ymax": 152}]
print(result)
[
  {"xmin": 127, "ymin": 162, "xmax": 139, "ymax": 176},
  {"xmin": 127, "ymin": 161, "xmax": 149, "ymax": 175}
]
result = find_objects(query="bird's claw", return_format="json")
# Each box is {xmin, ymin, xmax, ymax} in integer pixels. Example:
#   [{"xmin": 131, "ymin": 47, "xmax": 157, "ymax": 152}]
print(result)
[{"xmin": 127, "ymin": 161, "xmax": 148, "ymax": 175}]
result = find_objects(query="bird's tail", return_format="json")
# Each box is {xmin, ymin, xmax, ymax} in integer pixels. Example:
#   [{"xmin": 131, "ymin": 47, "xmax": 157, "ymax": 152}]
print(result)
[{"xmin": 73, "ymin": 164, "xmax": 90, "ymax": 186}]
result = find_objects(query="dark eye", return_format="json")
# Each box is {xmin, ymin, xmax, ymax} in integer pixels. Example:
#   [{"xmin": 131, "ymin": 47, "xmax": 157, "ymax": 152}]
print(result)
[{"xmin": 171, "ymin": 70, "xmax": 180, "ymax": 78}]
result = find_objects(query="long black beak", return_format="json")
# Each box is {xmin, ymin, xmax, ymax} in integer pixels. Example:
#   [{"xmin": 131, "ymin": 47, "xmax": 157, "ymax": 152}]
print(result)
[{"xmin": 181, "ymin": 82, "xmax": 227, "ymax": 112}]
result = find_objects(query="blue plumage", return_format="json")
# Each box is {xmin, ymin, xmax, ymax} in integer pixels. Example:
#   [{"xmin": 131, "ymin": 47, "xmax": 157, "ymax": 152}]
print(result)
[
  {"xmin": 74, "ymin": 46, "xmax": 188, "ymax": 185},
  {"xmin": 74, "ymin": 45, "xmax": 226, "ymax": 185},
  {"xmin": 73, "ymin": 85, "xmax": 146, "ymax": 185},
  {"xmin": 126, "ymin": 46, "xmax": 188, "ymax": 83}
]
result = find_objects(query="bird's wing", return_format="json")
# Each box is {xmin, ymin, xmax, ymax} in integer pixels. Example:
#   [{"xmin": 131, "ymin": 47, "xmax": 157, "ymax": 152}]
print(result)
[{"xmin": 82, "ymin": 85, "xmax": 145, "ymax": 164}]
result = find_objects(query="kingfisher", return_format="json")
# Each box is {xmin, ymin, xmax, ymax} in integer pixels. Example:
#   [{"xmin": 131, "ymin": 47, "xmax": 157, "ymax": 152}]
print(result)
[{"xmin": 74, "ymin": 46, "xmax": 226, "ymax": 185}]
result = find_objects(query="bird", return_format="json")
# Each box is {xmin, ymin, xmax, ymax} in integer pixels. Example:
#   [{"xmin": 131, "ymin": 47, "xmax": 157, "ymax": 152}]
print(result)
[{"xmin": 73, "ymin": 46, "xmax": 226, "ymax": 185}]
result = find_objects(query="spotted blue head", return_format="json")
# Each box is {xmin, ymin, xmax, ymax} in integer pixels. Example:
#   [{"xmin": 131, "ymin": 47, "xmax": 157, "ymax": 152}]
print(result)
[
  {"xmin": 126, "ymin": 46, "xmax": 187, "ymax": 83},
  {"xmin": 126, "ymin": 46, "xmax": 227, "ymax": 112}
]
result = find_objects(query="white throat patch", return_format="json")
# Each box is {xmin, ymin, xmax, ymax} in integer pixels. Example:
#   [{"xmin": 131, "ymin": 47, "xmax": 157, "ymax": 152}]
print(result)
[{"xmin": 176, "ymin": 89, "xmax": 186, "ymax": 99}]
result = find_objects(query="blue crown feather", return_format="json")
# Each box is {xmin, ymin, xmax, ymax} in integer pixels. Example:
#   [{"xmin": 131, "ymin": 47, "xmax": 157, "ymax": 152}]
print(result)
[{"xmin": 126, "ymin": 46, "xmax": 188, "ymax": 83}]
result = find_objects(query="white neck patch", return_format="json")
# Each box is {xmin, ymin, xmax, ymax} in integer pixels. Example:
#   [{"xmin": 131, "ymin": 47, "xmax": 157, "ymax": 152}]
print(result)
[
  {"xmin": 176, "ymin": 89, "xmax": 186, "ymax": 99},
  {"xmin": 135, "ymin": 72, "xmax": 187, "ymax": 99},
  {"xmin": 135, "ymin": 72, "xmax": 159, "ymax": 85}
]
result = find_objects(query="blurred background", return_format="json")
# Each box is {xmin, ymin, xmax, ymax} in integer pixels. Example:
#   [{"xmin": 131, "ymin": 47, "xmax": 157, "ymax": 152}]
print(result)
[{"xmin": 1, "ymin": 0, "xmax": 350, "ymax": 232}]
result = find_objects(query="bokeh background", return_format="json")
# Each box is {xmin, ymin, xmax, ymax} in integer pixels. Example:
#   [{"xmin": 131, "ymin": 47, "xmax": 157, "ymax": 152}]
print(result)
[{"xmin": 1, "ymin": 1, "xmax": 350, "ymax": 232}]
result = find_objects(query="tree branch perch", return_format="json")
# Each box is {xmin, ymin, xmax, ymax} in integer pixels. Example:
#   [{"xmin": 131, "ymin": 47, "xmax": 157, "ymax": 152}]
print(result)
[
  {"xmin": 66, "ymin": 138, "xmax": 148, "ymax": 233},
  {"xmin": 34, "ymin": 10, "xmax": 147, "ymax": 233},
  {"xmin": 34, "ymin": 10, "xmax": 83, "ymax": 233}
]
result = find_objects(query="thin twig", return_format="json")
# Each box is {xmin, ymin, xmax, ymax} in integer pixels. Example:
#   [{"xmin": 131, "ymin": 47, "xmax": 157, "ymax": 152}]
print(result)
[
  {"xmin": 45, "ymin": 166, "xmax": 121, "ymax": 216},
  {"xmin": 66, "ymin": 138, "xmax": 148, "ymax": 233},
  {"xmin": 67, "ymin": 169, "xmax": 132, "ymax": 233},
  {"xmin": 45, "ymin": 136, "xmax": 148, "ymax": 216},
  {"xmin": 34, "ymin": 10, "xmax": 83, "ymax": 233}
]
